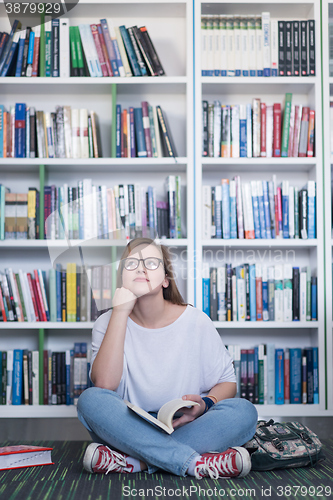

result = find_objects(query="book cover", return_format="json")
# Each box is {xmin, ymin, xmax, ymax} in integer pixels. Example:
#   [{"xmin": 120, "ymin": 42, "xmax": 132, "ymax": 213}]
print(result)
[
  {"xmin": 0, "ymin": 445, "xmax": 53, "ymax": 471},
  {"xmin": 275, "ymin": 348, "xmax": 284, "ymax": 404}
]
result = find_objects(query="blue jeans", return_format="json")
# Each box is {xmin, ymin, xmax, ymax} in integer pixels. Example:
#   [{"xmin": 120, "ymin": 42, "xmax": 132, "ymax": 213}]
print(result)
[{"xmin": 77, "ymin": 387, "xmax": 258, "ymax": 477}]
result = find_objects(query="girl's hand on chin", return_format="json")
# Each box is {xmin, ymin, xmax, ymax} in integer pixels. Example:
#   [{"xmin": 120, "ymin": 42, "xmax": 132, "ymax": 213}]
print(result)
[{"xmin": 112, "ymin": 287, "xmax": 138, "ymax": 314}]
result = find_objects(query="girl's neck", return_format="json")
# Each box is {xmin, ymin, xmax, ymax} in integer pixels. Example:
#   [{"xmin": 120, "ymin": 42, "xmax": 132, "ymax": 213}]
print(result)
[{"xmin": 129, "ymin": 295, "xmax": 170, "ymax": 328}]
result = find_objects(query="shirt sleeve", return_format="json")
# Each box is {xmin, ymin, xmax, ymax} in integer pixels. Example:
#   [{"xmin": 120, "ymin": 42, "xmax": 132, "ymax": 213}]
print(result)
[
  {"xmin": 198, "ymin": 312, "xmax": 236, "ymax": 393},
  {"xmin": 89, "ymin": 310, "xmax": 112, "ymax": 380}
]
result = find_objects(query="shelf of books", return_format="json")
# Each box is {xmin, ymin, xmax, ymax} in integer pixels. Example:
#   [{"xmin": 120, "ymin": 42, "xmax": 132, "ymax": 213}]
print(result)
[
  {"xmin": 195, "ymin": 0, "xmax": 327, "ymax": 415},
  {"xmin": 0, "ymin": 0, "xmax": 194, "ymax": 416},
  {"xmin": 323, "ymin": 0, "xmax": 333, "ymax": 413}
]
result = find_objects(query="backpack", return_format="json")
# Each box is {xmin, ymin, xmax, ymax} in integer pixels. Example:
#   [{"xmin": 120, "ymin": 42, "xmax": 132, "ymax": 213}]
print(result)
[{"xmin": 243, "ymin": 419, "xmax": 326, "ymax": 471}]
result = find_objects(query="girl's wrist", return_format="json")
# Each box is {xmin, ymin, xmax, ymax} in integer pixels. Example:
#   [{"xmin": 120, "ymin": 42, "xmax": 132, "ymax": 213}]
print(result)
[{"xmin": 202, "ymin": 396, "xmax": 215, "ymax": 414}]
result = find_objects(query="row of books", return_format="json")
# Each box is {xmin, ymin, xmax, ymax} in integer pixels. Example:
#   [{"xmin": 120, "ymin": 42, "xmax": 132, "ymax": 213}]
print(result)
[
  {"xmin": 1, "ymin": 176, "xmax": 182, "ymax": 241},
  {"xmin": 202, "ymin": 177, "xmax": 316, "ymax": 240},
  {"xmin": 0, "ymin": 104, "xmax": 102, "ymax": 159},
  {"xmin": 201, "ymin": 14, "xmax": 315, "ymax": 77},
  {"xmin": 203, "ymin": 95, "xmax": 315, "ymax": 158},
  {"xmin": 227, "ymin": 345, "xmax": 319, "ymax": 405},
  {"xmin": 0, "ymin": 265, "xmax": 113, "ymax": 324},
  {"xmin": 115, "ymin": 103, "xmax": 177, "ymax": 158},
  {"xmin": 0, "ymin": 18, "xmax": 164, "ymax": 78},
  {"xmin": 203, "ymin": 264, "xmax": 317, "ymax": 322},
  {"xmin": 0, "ymin": 343, "xmax": 93, "ymax": 406}
]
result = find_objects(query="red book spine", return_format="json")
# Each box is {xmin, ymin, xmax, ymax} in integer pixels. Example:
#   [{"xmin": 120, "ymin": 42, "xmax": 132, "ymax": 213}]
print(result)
[
  {"xmin": 141, "ymin": 101, "xmax": 152, "ymax": 158},
  {"xmin": 33, "ymin": 270, "xmax": 47, "ymax": 321},
  {"xmin": 121, "ymin": 110, "xmax": 125, "ymax": 158},
  {"xmin": 273, "ymin": 103, "xmax": 281, "ymax": 157},
  {"xmin": 26, "ymin": 273, "xmax": 39, "ymax": 321},
  {"xmin": 90, "ymin": 24, "xmax": 108, "ymax": 77},
  {"xmin": 307, "ymin": 109, "xmax": 315, "ymax": 157},
  {"xmin": 260, "ymin": 103, "xmax": 266, "ymax": 157},
  {"xmin": 256, "ymin": 276, "xmax": 263, "ymax": 320},
  {"xmin": 3, "ymin": 111, "xmax": 7, "ymax": 158},
  {"xmin": 31, "ymin": 277, "xmax": 43, "ymax": 321},
  {"xmin": 123, "ymin": 109, "xmax": 128, "ymax": 158},
  {"xmin": 43, "ymin": 350, "xmax": 49, "ymax": 405},
  {"xmin": 0, "ymin": 285, "xmax": 7, "ymax": 321},
  {"xmin": 97, "ymin": 24, "xmax": 112, "ymax": 76},
  {"xmin": 277, "ymin": 187, "xmax": 283, "ymax": 237},
  {"xmin": 274, "ymin": 192, "xmax": 279, "ymax": 238},
  {"xmin": 32, "ymin": 35, "xmax": 40, "ymax": 77},
  {"xmin": 284, "ymin": 353, "xmax": 290, "ymax": 403}
]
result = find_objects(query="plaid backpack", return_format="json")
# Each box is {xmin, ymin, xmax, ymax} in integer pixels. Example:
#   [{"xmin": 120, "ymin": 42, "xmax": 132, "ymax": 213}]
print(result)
[{"xmin": 243, "ymin": 419, "xmax": 325, "ymax": 471}]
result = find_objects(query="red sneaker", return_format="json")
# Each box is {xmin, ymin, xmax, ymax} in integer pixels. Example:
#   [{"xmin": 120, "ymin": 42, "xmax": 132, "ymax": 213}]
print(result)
[
  {"xmin": 83, "ymin": 443, "xmax": 134, "ymax": 474},
  {"xmin": 194, "ymin": 447, "xmax": 251, "ymax": 479}
]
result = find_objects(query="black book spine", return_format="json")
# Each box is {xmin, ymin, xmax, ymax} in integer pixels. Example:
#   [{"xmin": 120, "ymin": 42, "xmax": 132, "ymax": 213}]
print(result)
[
  {"xmin": 244, "ymin": 263, "xmax": 250, "ymax": 321},
  {"xmin": 61, "ymin": 352, "xmax": 66, "ymax": 404},
  {"xmin": 300, "ymin": 21, "xmax": 308, "ymax": 76},
  {"xmin": 226, "ymin": 264, "xmax": 232, "ymax": 321},
  {"xmin": 202, "ymin": 100, "xmax": 208, "ymax": 156},
  {"xmin": 210, "ymin": 267, "xmax": 217, "ymax": 321},
  {"xmin": 278, "ymin": 21, "xmax": 286, "ymax": 76},
  {"xmin": 306, "ymin": 348, "xmax": 314, "ymax": 404},
  {"xmin": 132, "ymin": 26, "xmax": 157, "ymax": 76},
  {"xmin": 211, "ymin": 186, "xmax": 216, "ymax": 238},
  {"xmin": 21, "ymin": 27, "xmax": 31, "ymax": 77},
  {"xmin": 292, "ymin": 267, "xmax": 300, "ymax": 320},
  {"xmin": 56, "ymin": 352, "xmax": 62, "ymax": 404},
  {"xmin": 52, "ymin": 352, "xmax": 57, "ymax": 404},
  {"xmin": 127, "ymin": 27, "xmax": 147, "ymax": 75},
  {"xmin": 308, "ymin": 20, "xmax": 315, "ymax": 76},
  {"xmin": 29, "ymin": 108, "xmax": 36, "ymax": 158},
  {"xmin": 293, "ymin": 21, "xmax": 300, "ymax": 76},
  {"xmin": 285, "ymin": 21, "xmax": 292, "ymax": 76},
  {"xmin": 28, "ymin": 350, "xmax": 33, "ymax": 405},
  {"xmin": 1, "ymin": 352, "xmax": 7, "ymax": 404},
  {"xmin": 139, "ymin": 26, "xmax": 165, "ymax": 76},
  {"xmin": 4, "ymin": 270, "xmax": 17, "ymax": 321}
]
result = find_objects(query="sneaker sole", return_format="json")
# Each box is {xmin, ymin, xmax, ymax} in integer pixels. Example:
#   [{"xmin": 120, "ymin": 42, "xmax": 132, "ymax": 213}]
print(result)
[
  {"xmin": 83, "ymin": 443, "xmax": 103, "ymax": 473},
  {"xmin": 231, "ymin": 446, "xmax": 252, "ymax": 478}
]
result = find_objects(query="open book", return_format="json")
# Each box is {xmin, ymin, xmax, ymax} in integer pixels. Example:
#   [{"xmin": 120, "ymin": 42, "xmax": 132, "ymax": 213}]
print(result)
[{"xmin": 125, "ymin": 398, "xmax": 199, "ymax": 434}]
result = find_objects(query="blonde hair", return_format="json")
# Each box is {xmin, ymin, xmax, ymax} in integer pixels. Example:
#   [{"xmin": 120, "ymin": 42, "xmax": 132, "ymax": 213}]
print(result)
[{"xmin": 117, "ymin": 237, "xmax": 187, "ymax": 305}]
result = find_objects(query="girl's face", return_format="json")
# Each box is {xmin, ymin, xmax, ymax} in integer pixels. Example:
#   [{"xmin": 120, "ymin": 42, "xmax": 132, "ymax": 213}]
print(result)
[{"xmin": 121, "ymin": 244, "xmax": 168, "ymax": 298}]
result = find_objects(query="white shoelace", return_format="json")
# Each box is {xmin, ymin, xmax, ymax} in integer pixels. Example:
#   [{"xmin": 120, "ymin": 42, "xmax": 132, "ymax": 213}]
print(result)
[
  {"xmin": 194, "ymin": 452, "xmax": 238, "ymax": 479},
  {"xmin": 95, "ymin": 448, "xmax": 129, "ymax": 475}
]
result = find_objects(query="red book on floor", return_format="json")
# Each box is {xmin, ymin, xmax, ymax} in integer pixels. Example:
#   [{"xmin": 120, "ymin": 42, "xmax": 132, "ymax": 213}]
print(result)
[{"xmin": 0, "ymin": 445, "xmax": 53, "ymax": 471}]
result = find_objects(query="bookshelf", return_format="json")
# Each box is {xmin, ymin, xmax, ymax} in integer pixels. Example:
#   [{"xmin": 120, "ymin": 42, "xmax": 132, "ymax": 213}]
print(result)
[
  {"xmin": 195, "ymin": 0, "xmax": 327, "ymax": 416},
  {"xmin": 0, "ymin": 0, "xmax": 194, "ymax": 417},
  {"xmin": 322, "ymin": 0, "xmax": 333, "ymax": 413}
]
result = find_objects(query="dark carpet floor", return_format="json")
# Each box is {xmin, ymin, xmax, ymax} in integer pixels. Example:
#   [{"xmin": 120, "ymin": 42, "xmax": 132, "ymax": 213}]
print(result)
[{"xmin": 0, "ymin": 440, "xmax": 332, "ymax": 500}]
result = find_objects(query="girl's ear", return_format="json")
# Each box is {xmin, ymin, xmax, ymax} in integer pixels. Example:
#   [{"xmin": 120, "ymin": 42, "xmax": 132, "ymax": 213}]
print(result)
[{"xmin": 162, "ymin": 275, "xmax": 169, "ymax": 288}]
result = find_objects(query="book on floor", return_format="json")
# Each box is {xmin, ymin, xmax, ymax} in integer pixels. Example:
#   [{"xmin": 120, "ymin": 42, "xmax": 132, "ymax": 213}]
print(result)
[
  {"xmin": 0, "ymin": 445, "xmax": 53, "ymax": 470},
  {"xmin": 124, "ymin": 398, "xmax": 199, "ymax": 434}
]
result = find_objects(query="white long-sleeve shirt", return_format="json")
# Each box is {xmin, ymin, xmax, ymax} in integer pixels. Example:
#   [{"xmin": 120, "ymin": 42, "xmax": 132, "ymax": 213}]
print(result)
[{"xmin": 90, "ymin": 305, "xmax": 236, "ymax": 412}]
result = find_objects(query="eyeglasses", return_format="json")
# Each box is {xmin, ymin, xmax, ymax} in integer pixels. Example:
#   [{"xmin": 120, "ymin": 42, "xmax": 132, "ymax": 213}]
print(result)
[{"xmin": 122, "ymin": 257, "xmax": 163, "ymax": 271}]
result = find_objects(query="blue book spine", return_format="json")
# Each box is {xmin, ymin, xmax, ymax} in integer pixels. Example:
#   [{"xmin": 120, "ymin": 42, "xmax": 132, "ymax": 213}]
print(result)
[
  {"xmin": 133, "ymin": 108, "xmax": 147, "ymax": 157},
  {"xmin": 12, "ymin": 349, "xmax": 23, "ymax": 405},
  {"xmin": 290, "ymin": 348, "xmax": 302, "ymax": 403},
  {"xmin": 230, "ymin": 182, "xmax": 237, "ymax": 239},
  {"xmin": 282, "ymin": 182, "xmax": 289, "ymax": 238},
  {"xmin": 129, "ymin": 107, "xmax": 136, "ymax": 157},
  {"xmin": 15, "ymin": 103, "xmax": 26, "ymax": 158},
  {"xmin": 0, "ymin": 19, "xmax": 20, "ymax": 74},
  {"xmin": 262, "ymin": 181, "xmax": 272, "ymax": 238},
  {"xmin": 275, "ymin": 348, "xmax": 284, "ymax": 404},
  {"xmin": 202, "ymin": 275, "xmax": 210, "ymax": 317},
  {"xmin": 221, "ymin": 181, "xmax": 230, "ymax": 239},
  {"xmin": 111, "ymin": 34, "xmax": 123, "ymax": 76},
  {"xmin": 262, "ymin": 267, "xmax": 269, "ymax": 321},
  {"xmin": 0, "ymin": 105, "xmax": 4, "ymax": 157},
  {"xmin": 307, "ymin": 182, "xmax": 316, "ymax": 238},
  {"xmin": 249, "ymin": 264, "xmax": 256, "ymax": 321},
  {"xmin": 214, "ymin": 69, "xmax": 220, "ymax": 76},
  {"xmin": 214, "ymin": 186, "xmax": 222, "ymax": 239},
  {"xmin": 15, "ymin": 31, "xmax": 25, "ymax": 77},
  {"xmin": 56, "ymin": 263, "xmax": 62, "ymax": 322},
  {"xmin": 66, "ymin": 350, "xmax": 71, "ymax": 405},
  {"xmin": 100, "ymin": 19, "xmax": 119, "ymax": 76},
  {"xmin": 312, "ymin": 347, "xmax": 319, "ymax": 404},
  {"xmin": 251, "ymin": 184, "xmax": 261, "ymax": 238},
  {"xmin": 239, "ymin": 119, "xmax": 247, "ymax": 157},
  {"xmin": 119, "ymin": 25, "xmax": 141, "ymax": 76},
  {"xmin": 257, "ymin": 186, "xmax": 266, "ymax": 238},
  {"xmin": 1, "ymin": 33, "xmax": 19, "ymax": 77},
  {"xmin": 305, "ymin": 347, "xmax": 314, "ymax": 404},
  {"xmin": 147, "ymin": 186, "xmax": 155, "ymax": 229},
  {"xmin": 311, "ymin": 277, "xmax": 317, "ymax": 320},
  {"xmin": 27, "ymin": 31, "xmax": 35, "ymax": 66},
  {"xmin": 116, "ymin": 104, "xmax": 121, "ymax": 158}
]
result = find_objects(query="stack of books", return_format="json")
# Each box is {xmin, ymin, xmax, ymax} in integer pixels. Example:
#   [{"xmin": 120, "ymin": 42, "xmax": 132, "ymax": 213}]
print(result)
[
  {"xmin": 0, "ymin": 18, "xmax": 164, "ymax": 77},
  {"xmin": 203, "ymin": 263, "xmax": 317, "ymax": 322},
  {"xmin": 203, "ymin": 94, "xmax": 315, "ymax": 158},
  {"xmin": 227, "ymin": 344, "xmax": 319, "ymax": 405},
  {"xmin": 202, "ymin": 176, "xmax": 316, "ymax": 240},
  {"xmin": 201, "ymin": 14, "xmax": 315, "ymax": 77}
]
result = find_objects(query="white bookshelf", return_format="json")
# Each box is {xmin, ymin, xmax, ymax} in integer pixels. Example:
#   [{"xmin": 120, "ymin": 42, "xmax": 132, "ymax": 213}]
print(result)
[
  {"xmin": 322, "ymin": 0, "xmax": 333, "ymax": 413},
  {"xmin": 0, "ymin": 0, "xmax": 194, "ymax": 416},
  {"xmin": 195, "ymin": 0, "xmax": 327, "ymax": 415}
]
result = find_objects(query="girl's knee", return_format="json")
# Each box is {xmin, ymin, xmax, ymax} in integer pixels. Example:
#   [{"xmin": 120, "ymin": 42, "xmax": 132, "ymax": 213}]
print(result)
[{"xmin": 77, "ymin": 386, "xmax": 119, "ymax": 412}]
